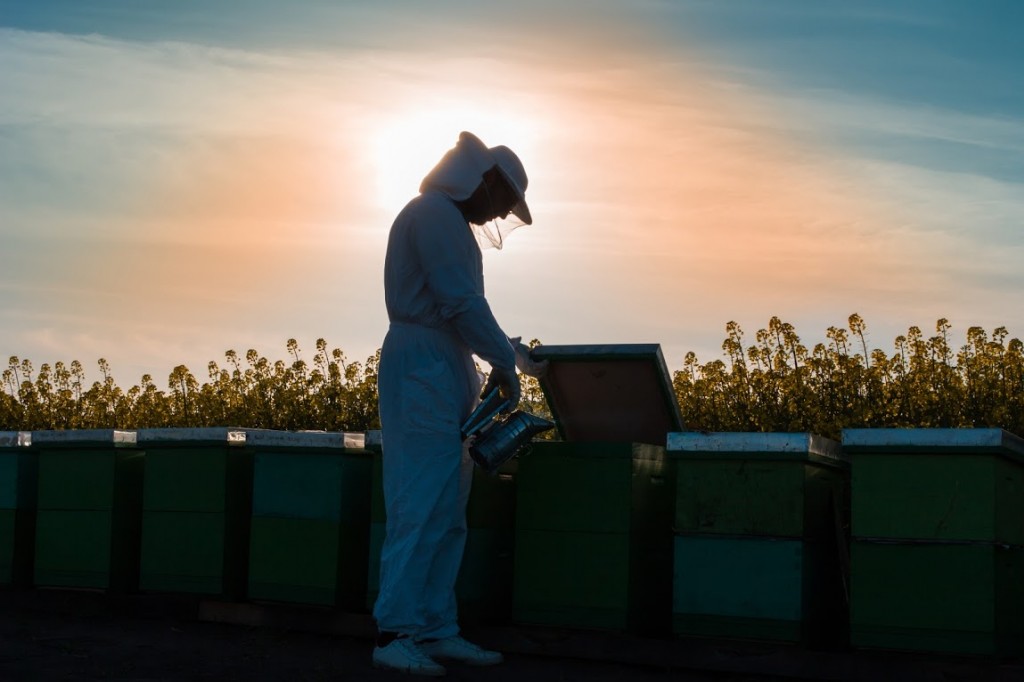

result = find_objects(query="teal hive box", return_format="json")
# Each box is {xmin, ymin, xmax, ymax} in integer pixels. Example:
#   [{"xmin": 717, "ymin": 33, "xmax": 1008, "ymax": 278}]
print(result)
[
  {"xmin": 668, "ymin": 432, "xmax": 848, "ymax": 647},
  {"xmin": 137, "ymin": 428, "xmax": 252, "ymax": 599},
  {"xmin": 32, "ymin": 430, "xmax": 142, "ymax": 592},
  {"xmin": 247, "ymin": 430, "xmax": 371, "ymax": 609},
  {"xmin": 844, "ymin": 428, "xmax": 1024, "ymax": 656},
  {"xmin": 0, "ymin": 431, "xmax": 35, "ymax": 587},
  {"xmin": 366, "ymin": 431, "xmax": 519, "ymax": 625}
]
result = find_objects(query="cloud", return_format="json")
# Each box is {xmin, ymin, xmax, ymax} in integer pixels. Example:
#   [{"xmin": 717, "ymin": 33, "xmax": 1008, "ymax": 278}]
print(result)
[{"xmin": 2, "ymin": 7, "xmax": 1022, "ymax": 384}]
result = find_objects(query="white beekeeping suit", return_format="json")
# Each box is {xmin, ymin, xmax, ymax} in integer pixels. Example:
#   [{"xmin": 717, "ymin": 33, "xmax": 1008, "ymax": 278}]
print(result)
[{"xmin": 372, "ymin": 131, "xmax": 535, "ymax": 674}]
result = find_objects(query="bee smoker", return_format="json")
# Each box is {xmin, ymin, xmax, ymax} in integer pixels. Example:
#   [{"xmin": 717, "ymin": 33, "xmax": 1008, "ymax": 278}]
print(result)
[{"xmin": 460, "ymin": 389, "xmax": 555, "ymax": 474}]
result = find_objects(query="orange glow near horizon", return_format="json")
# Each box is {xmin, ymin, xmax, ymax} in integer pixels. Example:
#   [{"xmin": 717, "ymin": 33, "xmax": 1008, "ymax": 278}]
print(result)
[
  {"xmin": 7, "ymin": 10, "xmax": 1020, "ymax": 391},
  {"xmin": 63, "ymin": 31, "xmax": 913, "ymax": 369}
]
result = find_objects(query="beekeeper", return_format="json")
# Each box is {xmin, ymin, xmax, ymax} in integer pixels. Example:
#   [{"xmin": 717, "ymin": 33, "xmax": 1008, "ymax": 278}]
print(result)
[{"xmin": 373, "ymin": 131, "xmax": 547, "ymax": 676}]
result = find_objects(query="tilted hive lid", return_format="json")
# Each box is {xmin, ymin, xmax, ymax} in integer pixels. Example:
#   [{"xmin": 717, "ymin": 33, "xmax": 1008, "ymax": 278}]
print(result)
[{"xmin": 532, "ymin": 343, "xmax": 684, "ymax": 446}]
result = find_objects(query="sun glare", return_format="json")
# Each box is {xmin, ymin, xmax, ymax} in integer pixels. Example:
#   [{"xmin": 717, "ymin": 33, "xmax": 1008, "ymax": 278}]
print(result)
[{"xmin": 368, "ymin": 103, "xmax": 540, "ymax": 213}]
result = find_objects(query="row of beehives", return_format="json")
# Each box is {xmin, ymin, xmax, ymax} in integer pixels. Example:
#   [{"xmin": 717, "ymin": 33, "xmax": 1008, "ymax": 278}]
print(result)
[{"xmin": 2, "ymin": 427, "xmax": 1023, "ymax": 657}]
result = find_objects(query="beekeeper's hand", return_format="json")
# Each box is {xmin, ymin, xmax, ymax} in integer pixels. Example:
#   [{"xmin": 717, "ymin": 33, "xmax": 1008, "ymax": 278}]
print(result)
[
  {"xmin": 481, "ymin": 365, "xmax": 521, "ymax": 409},
  {"xmin": 510, "ymin": 336, "xmax": 549, "ymax": 378}
]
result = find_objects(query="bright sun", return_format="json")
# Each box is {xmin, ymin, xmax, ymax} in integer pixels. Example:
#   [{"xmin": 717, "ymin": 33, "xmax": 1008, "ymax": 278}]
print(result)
[{"xmin": 369, "ymin": 103, "xmax": 540, "ymax": 213}]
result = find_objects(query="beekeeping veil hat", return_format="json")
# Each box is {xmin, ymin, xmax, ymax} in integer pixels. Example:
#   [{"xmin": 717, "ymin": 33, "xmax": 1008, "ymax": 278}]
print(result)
[{"xmin": 420, "ymin": 131, "xmax": 532, "ymax": 226}]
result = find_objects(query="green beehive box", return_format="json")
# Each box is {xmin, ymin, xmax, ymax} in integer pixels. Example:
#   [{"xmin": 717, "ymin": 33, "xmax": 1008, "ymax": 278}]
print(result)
[
  {"xmin": 844, "ymin": 428, "xmax": 1024, "ymax": 543},
  {"xmin": 247, "ymin": 430, "xmax": 371, "ymax": 609},
  {"xmin": 510, "ymin": 343, "xmax": 682, "ymax": 634},
  {"xmin": 137, "ymin": 428, "xmax": 253, "ymax": 599},
  {"xmin": 32, "ymin": 430, "xmax": 142, "ymax": 591},
  {"xmin": 366, "ymin": 431, "xmax": 519, "ymax": 624},
  {"xmin": 1, "ymin": 432, "xmax": 36, "ymax": 586},
  {"xmin": 666, "ymin": 433, "xmax": 848, "ymax": 646},
  {"xmin": 513, "ymin": 441, "xmax": 673, "ymax": 633},
  {"xmin": 850, "ymin": 540, "xmax": 1024, "ymax": 656},
  {"xmin": 669, "ymin": 433, "xmax": 848, "ymax": 538},
  {"xmin": 843, "ymin": 428, "xmax": 1024, "ymax": 656}
]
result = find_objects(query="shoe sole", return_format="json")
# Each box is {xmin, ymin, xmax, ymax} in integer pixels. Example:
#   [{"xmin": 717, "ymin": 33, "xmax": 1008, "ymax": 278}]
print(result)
[
  {"xmin": 424, "ymin": 655, "xmax": 504, "ymax": 667},
  {"xmin": 372, "ymin": 660, "xmax": 446, "ymax": 677}
]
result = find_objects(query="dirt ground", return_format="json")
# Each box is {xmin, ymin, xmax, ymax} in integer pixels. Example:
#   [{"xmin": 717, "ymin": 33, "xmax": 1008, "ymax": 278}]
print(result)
[
  {"xmin": 3, "ymin": 589, "xmax": 1023, "ymax": 682},
  {"xmin": 0, "ymin": 589, "xmax": 796, "ymax": 682}
]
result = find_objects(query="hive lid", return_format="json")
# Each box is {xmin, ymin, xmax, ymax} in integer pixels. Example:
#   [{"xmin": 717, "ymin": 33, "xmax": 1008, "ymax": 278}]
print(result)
[
  {"xmin": 245, "ymin": 430, "xmax": 366, "ymax": 450},
  {"xmin": 32, "ymin": 429, "xmax": 137, "ymax": 446},
  {"xmin": 842, "ymin": 427, "xmax": 1024, "ymax": 462},
  {"xmin": 532, "ymin": 343, "xmax": 684, "ymax": 445},
  {"xmin": 668, "ymin": 432, "xmax": 848, "ymax": 467},
  {"xmin": 136, "ymin": 427, "xmax": 247, "ymax": 445}
]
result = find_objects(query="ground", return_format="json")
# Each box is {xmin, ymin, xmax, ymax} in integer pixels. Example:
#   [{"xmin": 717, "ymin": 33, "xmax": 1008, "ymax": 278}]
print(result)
[
  {"xmin": 2, "ymin": 589, "xmax": 1022, "ymax": 682},
  {"xmin": 2, "ymin": 603, "xmax": 782, "ymax": 681}
]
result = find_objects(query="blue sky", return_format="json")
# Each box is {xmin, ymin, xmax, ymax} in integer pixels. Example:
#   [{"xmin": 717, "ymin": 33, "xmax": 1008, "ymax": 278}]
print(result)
[{"xmin": 1, "ymin": 1, "xmax": 1022, "ymax": 387}]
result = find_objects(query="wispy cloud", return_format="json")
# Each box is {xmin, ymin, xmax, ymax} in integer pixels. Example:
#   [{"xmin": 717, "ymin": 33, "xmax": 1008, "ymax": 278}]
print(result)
[{"xmin": 2, "ymin": 2, "xmax": 1022, "ymax": 382}]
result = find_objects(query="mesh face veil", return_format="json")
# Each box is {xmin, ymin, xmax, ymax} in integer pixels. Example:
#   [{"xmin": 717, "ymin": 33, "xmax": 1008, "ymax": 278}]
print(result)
[
  {"xmin": 472, "ymin": 217, "xmax": 525, "ymax": 250},
  {"xmin": 472, "ymin": 178, "xmax": 526, "ymax": 250}
]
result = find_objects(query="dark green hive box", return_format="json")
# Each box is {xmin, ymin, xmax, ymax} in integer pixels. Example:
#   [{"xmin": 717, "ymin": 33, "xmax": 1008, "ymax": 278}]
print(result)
[
  {"xmin": 850, "ymin": 540, "xmax": 1024, "ymax": 657},
  {"xmin": 1, "ymin": 432, "xmax": 36, "ymax": 586},
  {"xmin": 667, "ymin": 432, "xmax": 848, "ymax": 646},
  {"xmin": 844, "ymin": 428, "xmax": 1024, "ymax": 543},
  {"xmin": 511, "ymin": 344, "xmax": 682, "ymax": 634},
  {"xmin": 137, "ymin": 428, "xmax": 252, "ymax": 599},
  {"xmin": 843, "ymin": 428, "xmax": 1024, "ymax": 656},
  {"xmin": 32, "ymin": 430, "xmax": 142, "ymax": 591},
  {"xmin": 670, "ymin": 433, "xmax": 848, "ymax": 538},
  {"xmin": 247, "ymin": 430, "xmax": 371, "ymax": 609},
  {"xmin": 513, "ymin": 441, "xmax": 673, "ymax": 633},
  {"xmin": 455, "ymin": 461, "xmax": 518, "ymax": 624},
  {"xmin": 366, "ymin": 431, "xmax": 519, "ymax": 624}
]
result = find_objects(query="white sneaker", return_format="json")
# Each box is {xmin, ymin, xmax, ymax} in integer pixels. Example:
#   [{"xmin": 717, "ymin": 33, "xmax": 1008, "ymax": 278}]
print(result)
[
  {"xmin": 419, "ymin": 636, "xmax": 503, "ymax": 666},
  {"xmin": 372, "ymin": 638, "xmax": 446, "ymax": 677}
]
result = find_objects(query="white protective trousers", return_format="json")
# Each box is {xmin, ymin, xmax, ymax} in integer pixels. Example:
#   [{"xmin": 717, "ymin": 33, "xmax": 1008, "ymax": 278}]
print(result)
[{"xmin": 374, "ymin": 322, "xmax": 479, "ymax": 639}]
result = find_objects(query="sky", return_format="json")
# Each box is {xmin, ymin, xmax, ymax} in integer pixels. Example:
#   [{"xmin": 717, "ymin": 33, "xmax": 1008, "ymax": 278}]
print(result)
[{"xmin": 1, "ymin": 0, "xmax": 1022, "ymax": 388}]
